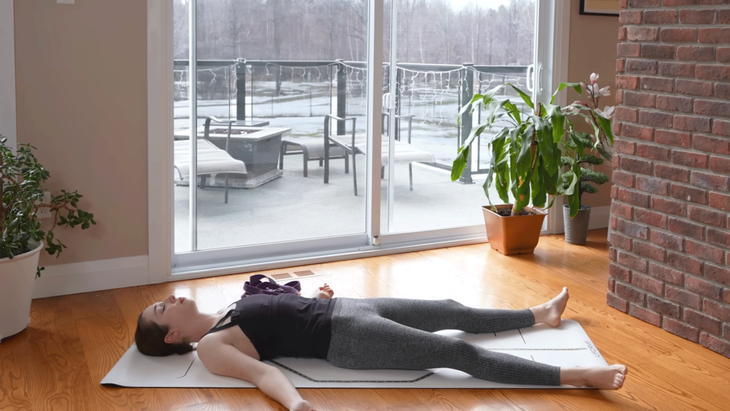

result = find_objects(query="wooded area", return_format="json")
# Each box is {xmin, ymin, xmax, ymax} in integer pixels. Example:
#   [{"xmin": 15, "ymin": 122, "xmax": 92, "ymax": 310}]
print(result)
[{"xmin": 174, "ymin": 0, "xmax": 535, "ymax": 66}]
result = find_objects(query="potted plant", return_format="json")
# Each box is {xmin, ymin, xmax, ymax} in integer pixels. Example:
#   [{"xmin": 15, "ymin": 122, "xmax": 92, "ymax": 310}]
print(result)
[
  {"xmin": 451, "ymin": 78, "xmax": 612, "ymax": 255},
  {"xmin": 0, "ymin": 137, "xmax": 96, "ymax": 341},
  {"xmin": 560, "ymin": 73, "xmax": 614, "ymax": 245}
]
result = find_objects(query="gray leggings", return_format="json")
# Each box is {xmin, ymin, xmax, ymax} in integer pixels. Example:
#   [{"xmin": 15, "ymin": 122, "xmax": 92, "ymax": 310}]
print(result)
[{"xmin": 326, "ymin": 297, "xmax": 561, "ymax": 386}]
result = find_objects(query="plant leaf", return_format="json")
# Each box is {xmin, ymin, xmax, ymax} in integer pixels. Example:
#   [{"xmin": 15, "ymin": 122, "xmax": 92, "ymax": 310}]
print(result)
[
  {"xmin": 596, "ymin": 112, "xmax": 614, "ymax": 146},
  {"xmin": 544, "ymin": 162, "xmax": 559, "ymax": 195},
  {"xmin": 503, "ymin": 100, "xmax": 522, "ymax": 124},
  {"xmin": 550, "ymin": 82, "xmax": 582, "ymax": 105},
  {"xmin": 533, "ymin": 116, "xmax": 557, "ymax": 174},
  {"xmin": 450, "ymin": 146, "xmax": 469, "ymax": 181},
  {"xmin": 531, "ymin": 157, "xmax": 547, "ymax": 208},
  {"xmin": 483, "ymin": 130, "xmax": 510, "ymax": 205},
  {"xmin": 545, "ymin": 104, "xmax": 566, "ymax": 143},
  {"xmin": 494, "ymin": 165, "xmax": 510, "ymax": 204},
  {"xmin": 507, "ymin": 83, "xmax": 534, "ymax": 110},
  {"xmin": 568, "ymin": 188, "xmax": 581, "ymax": 218},
  {"xmin": 514, "ymin": 167, "xmax": 531, "ymax": 212},
  {"xmin": 563, "ymin": 169, "xmax": 579, "ymax": 196},
  {"xmin": 516, "ymin": 125, "xmax": 534, "ymax": 175},
  {"xmin": 457, "ymin": 93, "xmax": 484, "ymax": 122}
]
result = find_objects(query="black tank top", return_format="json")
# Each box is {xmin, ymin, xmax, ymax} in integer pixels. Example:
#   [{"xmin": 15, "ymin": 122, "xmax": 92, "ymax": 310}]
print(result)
[{"xmin": 206, "ymin": 294, "xmax": 336, "ymax": 361}]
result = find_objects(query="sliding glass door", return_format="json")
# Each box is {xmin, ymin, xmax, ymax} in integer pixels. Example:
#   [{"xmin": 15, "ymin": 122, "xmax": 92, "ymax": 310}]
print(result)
[
  {"xmin": 173, "ymin": 0, "xmax": 372, "ymax": 267},
  {"xmin": 381, "ymin": 0, "xmax": 541, "ymax": 236},
  {"xmin": 172, "ymin": 0, "xmax": 556, "ymax": 272}
]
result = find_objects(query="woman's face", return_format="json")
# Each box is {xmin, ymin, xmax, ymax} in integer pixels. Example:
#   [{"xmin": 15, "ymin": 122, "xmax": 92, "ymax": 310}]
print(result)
[{"xmin": 142, "ymin": 294, "xmax": 199, "ymax": 332}]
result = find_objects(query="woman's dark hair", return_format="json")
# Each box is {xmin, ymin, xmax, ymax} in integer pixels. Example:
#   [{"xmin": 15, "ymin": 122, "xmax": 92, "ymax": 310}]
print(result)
[{"xmin": 135, "ymin": 312, "xmax": 194, "ymax": 357}]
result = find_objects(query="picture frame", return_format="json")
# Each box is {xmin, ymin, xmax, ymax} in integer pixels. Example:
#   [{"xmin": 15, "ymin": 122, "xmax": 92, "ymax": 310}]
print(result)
[{"xmin": 580, "ymin": 0, "xmax": 620, "ymax": 16}]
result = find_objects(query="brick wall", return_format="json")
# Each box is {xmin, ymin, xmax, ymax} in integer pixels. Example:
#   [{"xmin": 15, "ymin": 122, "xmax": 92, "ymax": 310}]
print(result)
[{"xmin": 608, "ymin": 0, "xmax": 730, "ymax": 358}]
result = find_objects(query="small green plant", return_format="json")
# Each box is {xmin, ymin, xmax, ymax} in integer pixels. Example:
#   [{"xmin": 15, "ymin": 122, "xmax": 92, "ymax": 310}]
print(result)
[
  {"xmin": 560, "ymin": 134, "xmax": 610, "ymax": 213},
  {"xmin": 560, "ymin": 73, "xmax": 615, "ymax": 217},
  {"xmin": 0, "ymin": 136, "xmax": 96, "ymax": 277}
]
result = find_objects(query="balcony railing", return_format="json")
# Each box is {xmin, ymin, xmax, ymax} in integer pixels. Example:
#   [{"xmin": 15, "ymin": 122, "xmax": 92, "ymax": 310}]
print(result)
[{"xmin": 173, "ymin": 59, "xmax": 529, "ymax": 182}]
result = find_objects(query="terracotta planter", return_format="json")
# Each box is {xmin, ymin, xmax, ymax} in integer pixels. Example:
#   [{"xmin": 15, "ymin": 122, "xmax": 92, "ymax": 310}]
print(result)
[
  {"xmin": 482, "ymin": 204, "xmax": 547, "ymax": 255},
  {"xmin": 0, "ymin": 241, "xmax": 43, "ymax": 341}
]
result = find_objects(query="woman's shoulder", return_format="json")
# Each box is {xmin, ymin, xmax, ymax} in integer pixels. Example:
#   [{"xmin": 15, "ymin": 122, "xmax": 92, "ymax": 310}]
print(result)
[
  {"xmin": 199, "ymin": 326, "xmax": 229, "ymax": 347},
  {"xmin": 199, "ymin": 318, "xmax": 262, "ymax": 360},
  {"xmin": 198, "ymin": 326, "xmax": 236, "ymax": 356}
]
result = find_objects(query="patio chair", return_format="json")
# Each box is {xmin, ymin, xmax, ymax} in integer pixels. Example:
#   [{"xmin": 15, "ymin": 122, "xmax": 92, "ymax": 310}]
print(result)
[
  {"xmin": 279, "ymin": 137, "xmax": 348, "ymax": 177},
  {"xmin": 173, "ymin": 116, "xmax": 247, "ymax": 203},
  {"xmin": 323, "ymin": 113, "xmax": 435, "ymax": 196}
]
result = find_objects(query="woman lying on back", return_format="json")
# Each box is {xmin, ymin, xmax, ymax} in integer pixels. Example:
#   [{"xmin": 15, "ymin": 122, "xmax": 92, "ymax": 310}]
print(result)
[{"xmin": 135, "ymin": 284, "xmax": 627, "ymax": 411}]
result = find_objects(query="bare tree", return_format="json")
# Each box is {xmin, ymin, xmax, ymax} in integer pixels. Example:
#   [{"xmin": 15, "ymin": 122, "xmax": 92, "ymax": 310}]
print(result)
[
  {"xmin": 173, "ymin": 0, "xmax": 535, "ymax": 66},
  {"xmin": 316, "ymin": 0, "xmax": 344, "ymax": 59},
  {"xmin": 345, "ymin": 0, "xmax": 368, "ymax": 61},
  {"xmin": 173, "ymin": 0, "xmax": 189, "ymax": 59}
]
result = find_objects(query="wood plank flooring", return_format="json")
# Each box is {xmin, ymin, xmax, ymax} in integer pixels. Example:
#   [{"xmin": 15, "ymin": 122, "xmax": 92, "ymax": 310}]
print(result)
[{"xmin": 2, "ymin": 229, "xmax": 729, "ymax": 410}]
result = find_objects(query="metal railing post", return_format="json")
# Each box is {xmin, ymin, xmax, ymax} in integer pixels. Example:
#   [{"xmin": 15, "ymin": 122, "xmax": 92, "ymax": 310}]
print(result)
[
  {"xmin": 459, "ymin": 63, "xmax": 474, "ymax": 184},
  {"xmin": 236, "ymin": 60, "xmax": 246, "ymax": 121},
  {"xmin": 275, "ymin": 65, "xmax": 282, "ymax": 96},
  {"xmin": 336, "ymin": 60, "xmax": 346, "ymax": 135}
]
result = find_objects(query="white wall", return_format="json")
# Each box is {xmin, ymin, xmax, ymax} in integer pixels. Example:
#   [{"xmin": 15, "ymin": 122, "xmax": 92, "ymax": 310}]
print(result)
[{"xmin": 0, "ymin": 0, "xmax": 17, "ymax": 149}]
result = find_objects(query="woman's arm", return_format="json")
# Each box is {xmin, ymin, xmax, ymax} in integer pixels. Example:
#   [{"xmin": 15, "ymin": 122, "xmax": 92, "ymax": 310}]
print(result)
[{"xmin": 198, "ymin": 335, "xmax": 315, "ymax": 411}]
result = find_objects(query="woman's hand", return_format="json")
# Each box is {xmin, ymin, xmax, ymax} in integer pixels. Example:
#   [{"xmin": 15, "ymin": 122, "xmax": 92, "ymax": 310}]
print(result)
[
  {"xmin": 290, "ymin": 399, "xmax": 316, "ymax": 411},
  {"xmin": 316, "ymin": 283, "xmax": 334, "ymax": 299}
]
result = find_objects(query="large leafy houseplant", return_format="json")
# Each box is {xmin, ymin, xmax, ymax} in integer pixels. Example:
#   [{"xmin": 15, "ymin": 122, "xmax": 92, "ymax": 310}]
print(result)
[
  {"xmin": 0, "ymin": 136, "xmax": 96, "ymax": 276},
  {"xmin": 451, "ymin": 78, "xmax": 614, "ymax": 218}
]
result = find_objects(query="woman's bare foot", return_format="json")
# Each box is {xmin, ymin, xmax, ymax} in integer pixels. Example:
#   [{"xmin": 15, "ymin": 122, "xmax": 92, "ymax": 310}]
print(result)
[
  {"xmin": 531, "ymin": 287, "xmax": 569, "ymax": 327},
  {"xmin": 560, "ymin": 364, "xmax": 628, "ymax": 389}
]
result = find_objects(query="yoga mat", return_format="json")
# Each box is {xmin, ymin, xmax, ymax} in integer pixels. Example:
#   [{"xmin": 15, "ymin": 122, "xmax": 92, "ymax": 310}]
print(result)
[{"xmin": 102, "ymin": 320, "xmax": 606, "ymax": 389}]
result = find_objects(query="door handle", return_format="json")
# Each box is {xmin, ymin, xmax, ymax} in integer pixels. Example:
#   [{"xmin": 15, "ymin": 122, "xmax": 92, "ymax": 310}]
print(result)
[{"xmin": 382, "ymin": 93, "xmax": 395, "ymax": 110}]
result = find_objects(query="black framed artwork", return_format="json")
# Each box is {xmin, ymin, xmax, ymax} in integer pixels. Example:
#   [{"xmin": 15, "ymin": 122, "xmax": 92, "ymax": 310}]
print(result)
[{"xmin": 580, "ymin": 0, "xmax": 620, "ymax": 16}]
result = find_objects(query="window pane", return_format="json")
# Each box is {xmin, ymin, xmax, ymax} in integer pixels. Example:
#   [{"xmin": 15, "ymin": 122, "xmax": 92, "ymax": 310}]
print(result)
[
  {"xmin": 382, "ymin": 0, "xmax": 537, "ymax": 234},
  {"xmin": 173, "ymin": 0, "xmax": 370, "ymax": 253}
]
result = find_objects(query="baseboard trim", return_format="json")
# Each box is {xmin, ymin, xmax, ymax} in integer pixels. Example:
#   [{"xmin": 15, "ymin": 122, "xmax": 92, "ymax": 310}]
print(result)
[
  {"xmin": 33, "ymin": 255, "xmax": 149, "ymax": 299},
  {"xmin": 588, "ymin": 205, "xmax": 611, "ymax": 230}
]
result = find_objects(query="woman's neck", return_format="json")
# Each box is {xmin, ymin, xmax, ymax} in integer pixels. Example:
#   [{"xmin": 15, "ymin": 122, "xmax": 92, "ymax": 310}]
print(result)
[{"xmin": 187, "ymin": 311, "xmax": 229, "ymax": 343}]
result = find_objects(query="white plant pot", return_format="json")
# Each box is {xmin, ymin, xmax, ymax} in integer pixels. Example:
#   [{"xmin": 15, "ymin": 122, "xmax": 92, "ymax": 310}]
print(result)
[{"xmin": 0, "ymin": 241, "xmax": 43, "ymax": 342}]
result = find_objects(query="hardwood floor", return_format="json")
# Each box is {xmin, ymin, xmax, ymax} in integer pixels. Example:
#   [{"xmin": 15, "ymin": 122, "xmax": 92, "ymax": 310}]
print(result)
[{"xmin": 2, "ymin": 229, "xmax": 729, "ymax": 410}]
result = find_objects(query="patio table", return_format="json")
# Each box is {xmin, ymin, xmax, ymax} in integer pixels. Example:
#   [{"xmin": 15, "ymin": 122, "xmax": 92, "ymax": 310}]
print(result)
[
  {"xmin": 231, "ymin": 120, "xmax": 270, "ymax": 127},
  {"xmin": 174, "ymin": 124, "xmax": 290, "ymax": 188}
]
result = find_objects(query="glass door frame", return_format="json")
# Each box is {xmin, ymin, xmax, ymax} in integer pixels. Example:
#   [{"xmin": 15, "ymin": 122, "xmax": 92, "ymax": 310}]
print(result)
[
  {"xmin": 365, "ymin": 0, "xmax": 385, "ymax": 246},
  {"xmin": 542, "ymin": 0, "xmax": 572, "ymax": 235},
  {"xmin": 147, "ymin": 0, "xmax": 570, "ymax": 282}
]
